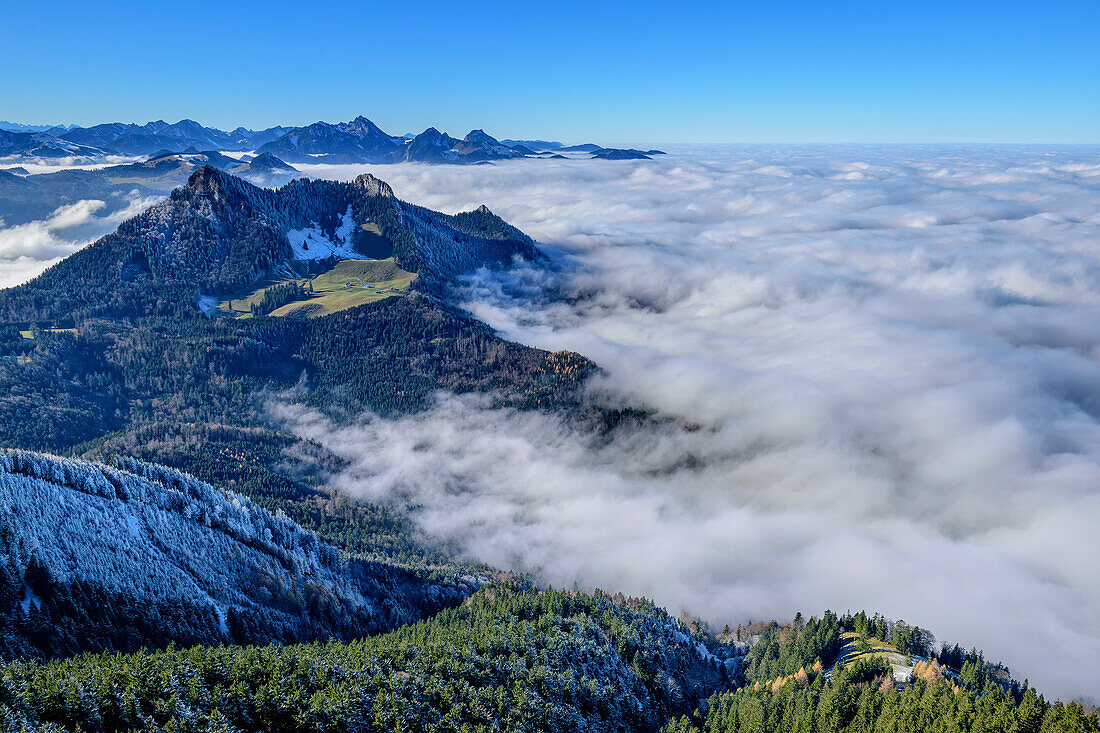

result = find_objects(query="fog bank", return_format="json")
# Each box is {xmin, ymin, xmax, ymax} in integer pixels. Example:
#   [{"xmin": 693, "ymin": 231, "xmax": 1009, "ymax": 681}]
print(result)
[{"xmin": 0, "ymin": 194, "xmax": 159, "ymax": 287}]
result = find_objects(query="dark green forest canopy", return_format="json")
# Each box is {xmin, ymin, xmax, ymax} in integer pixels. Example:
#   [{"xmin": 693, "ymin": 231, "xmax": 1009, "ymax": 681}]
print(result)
[
  {"xmin": 663, "ymin": 674, "xmax": 1098, "ymax": 733},
  {"xmin": 1, "ymin": 587, "xmax": 725, "ymax": 732},
  {"xmin": 0, "ymin": 296, "xmax": 594, "ymax": 449},
  {"xmin": 2, "ymin": 588, "xmax": 1096, "ymax": 733}
]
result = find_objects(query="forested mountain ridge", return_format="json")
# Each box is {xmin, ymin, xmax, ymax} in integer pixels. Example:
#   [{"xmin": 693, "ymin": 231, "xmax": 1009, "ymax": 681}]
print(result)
[
  {"xmin": 0, "ymin": 450, "xmax": 479, "ymax": 661},
  {"xmin": 0, "ymin": 289, "xmax": 594, "ymax": 455},
  {"xmin": 0, "ymin": 167, "xmax": 593, "ymax": 448},
  {"xmin": 3, "ymin": 583, "xmax": 1095, "ymax": 732},
  {"xmin": 0, "ymin": 167, "xmax": 540, "ymax": 324}
]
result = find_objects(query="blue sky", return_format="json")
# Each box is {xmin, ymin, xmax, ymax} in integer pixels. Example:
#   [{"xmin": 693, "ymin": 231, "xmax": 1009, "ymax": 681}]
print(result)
[{"xmin": 2, "ymin": 0, "xmax": 1097, "ymax": 143}]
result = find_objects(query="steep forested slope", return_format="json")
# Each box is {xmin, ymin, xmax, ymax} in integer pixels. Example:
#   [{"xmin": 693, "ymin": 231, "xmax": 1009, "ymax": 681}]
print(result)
[
  {"xmin": 75, "ymin": 421, "xmax": 454, "ymax": 568},
  {"xmin": 0, "ymin": 587, "xmax": 733, "ymax": 733},
  {"xmin": 0, "ymin": 451, "xmax": 476, "ymax": 660},
  {"xmin": 0, "ymin": 294, "xmax": 593, "ymax": 452}
]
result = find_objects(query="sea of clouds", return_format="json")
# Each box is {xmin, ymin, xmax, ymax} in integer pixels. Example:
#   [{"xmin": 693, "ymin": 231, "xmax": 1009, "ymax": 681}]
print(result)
[
  {"xmin": 4, "ymin": 146, "xmax": 1100, "ymax": 698},
  {"xmin": 291, "ymin": 146, "xmax": 1100, "ymax": 699},
  {"xmin": 0, "ymin": 192, "xmax": 159, "ymax": 287}
]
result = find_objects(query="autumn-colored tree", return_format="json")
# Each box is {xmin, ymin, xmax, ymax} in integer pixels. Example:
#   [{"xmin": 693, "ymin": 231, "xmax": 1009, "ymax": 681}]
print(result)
[{"xmin": 913, "ymin": 659, "xmax": 944, "ymax": 682}]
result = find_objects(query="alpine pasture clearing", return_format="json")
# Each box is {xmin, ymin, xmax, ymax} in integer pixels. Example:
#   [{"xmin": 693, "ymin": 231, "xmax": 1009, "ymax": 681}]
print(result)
[{"xmin": 218, "ymin": 259, "xmax": 416, "ymax": 319}]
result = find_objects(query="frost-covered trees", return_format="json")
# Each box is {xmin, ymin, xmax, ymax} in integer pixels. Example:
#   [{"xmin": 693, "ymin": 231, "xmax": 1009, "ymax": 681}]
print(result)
[{"xmin": 0, "ymin": 450, "xmax": 474, "ymax": 659}]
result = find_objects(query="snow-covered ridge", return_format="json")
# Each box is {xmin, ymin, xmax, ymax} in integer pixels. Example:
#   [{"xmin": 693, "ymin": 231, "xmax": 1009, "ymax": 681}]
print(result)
[
  {"xmin": 0, "ymin": 450, "xmax": 341, "ymax": 601},
  {"xmin": 0, "ymin": 450, "xmax": 466, "ymax": 645}
]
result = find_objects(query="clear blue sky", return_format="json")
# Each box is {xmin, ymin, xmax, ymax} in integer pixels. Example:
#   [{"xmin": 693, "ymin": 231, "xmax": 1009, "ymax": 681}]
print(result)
[{"xmin": 2, "ymin": 0, "xmax": 1097, "ymax": 143}]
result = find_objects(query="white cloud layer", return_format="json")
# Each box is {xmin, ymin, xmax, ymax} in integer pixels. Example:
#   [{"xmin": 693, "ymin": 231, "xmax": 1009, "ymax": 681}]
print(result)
[
  {"xmin": 0, "ymin": 156, "xmax": 142, "ymax": 175},
  {"xmin": 0, "ymin": 193, "xmax": 159, "ymax": 287},
  {"xmin": 290, "ymin": 146, "xmax": 1100, "ymax": 699}
]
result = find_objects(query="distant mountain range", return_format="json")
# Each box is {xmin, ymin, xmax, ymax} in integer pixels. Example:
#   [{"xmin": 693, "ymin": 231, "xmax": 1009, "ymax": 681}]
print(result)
[
  {"xmin": 57, "ymin": 119, "xmax": 292, "ymax": 156},
  {"xmin": 0, "ymin": 121, "xmax": 78, "ymax": 134},
  {"xmin": 500, "ymin": 138, "xmax": 564, "ymax": 149},
  {"xmin": 0, "ymin": 116, "xmax": 664, "ymax": 165},
  {"xmin": 0, "ymin": 129, "xmax": 114, "ymax": 159}
]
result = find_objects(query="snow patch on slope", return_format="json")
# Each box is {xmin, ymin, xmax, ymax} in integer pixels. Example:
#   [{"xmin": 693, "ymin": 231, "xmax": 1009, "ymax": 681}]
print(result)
[{"xmin": 287, "ymin": 205, "xmax": 366, "ymax": 261}]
